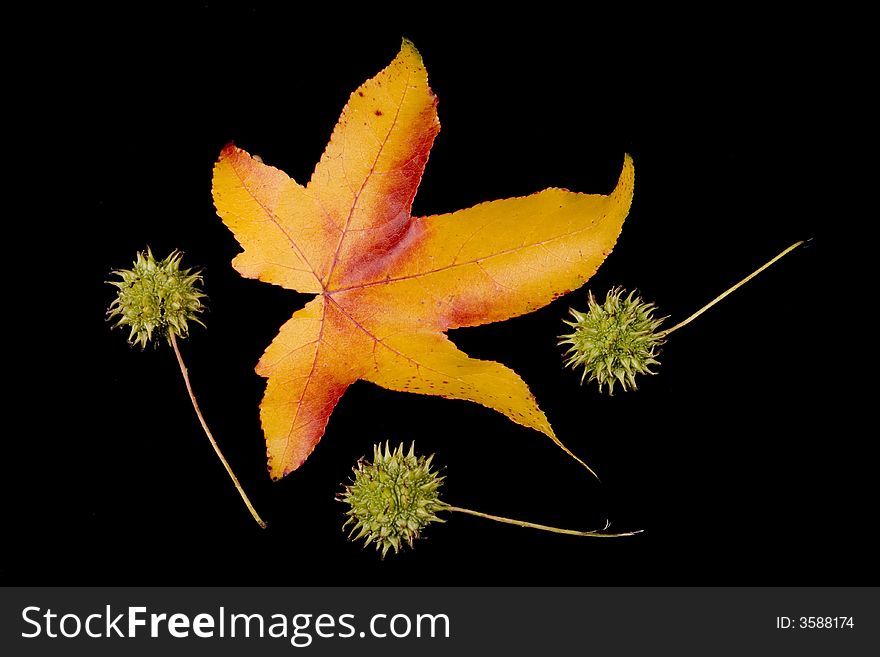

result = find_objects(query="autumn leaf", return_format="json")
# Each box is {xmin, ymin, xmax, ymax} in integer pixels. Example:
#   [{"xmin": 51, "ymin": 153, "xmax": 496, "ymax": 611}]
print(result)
[{"xmin": 212, "ymin": 40, "xmax": 635, "ymax": 480}]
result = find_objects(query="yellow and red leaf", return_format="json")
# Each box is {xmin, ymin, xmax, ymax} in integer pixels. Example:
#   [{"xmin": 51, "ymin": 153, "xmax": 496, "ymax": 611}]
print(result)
[{"xmin": 212, "ymin": 40, "xmax": 634, "ymax": 479}]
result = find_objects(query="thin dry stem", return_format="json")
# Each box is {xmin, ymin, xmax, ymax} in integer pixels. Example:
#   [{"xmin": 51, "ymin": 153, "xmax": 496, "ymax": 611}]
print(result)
[
  {"xmin": 170, "ymin": 333, "xmax": 267, "ymax": 529},
  {"xmin": 659, "ymin": 240, "xmax": 806, "ymax": 337},
  {"xmin": 445, "ymin": 506, "xmax": 642, "ymax": 538}
]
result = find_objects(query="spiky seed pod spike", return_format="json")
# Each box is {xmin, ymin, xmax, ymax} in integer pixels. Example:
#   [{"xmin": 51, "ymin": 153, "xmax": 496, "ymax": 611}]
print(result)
[
  {"xmin": 338, "ymin": 442, "xmax": 447, "ymax": 557},
  {"xmin": 107, "ymin": 248, "xmax": 206, "ymax": 348},
  {"xmin": 559, "ymin": 287, "xmax": 667, "ymax": 394}
]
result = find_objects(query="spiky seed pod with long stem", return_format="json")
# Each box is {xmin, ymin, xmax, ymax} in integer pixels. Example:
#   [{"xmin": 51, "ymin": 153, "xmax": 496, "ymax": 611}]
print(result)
[
  {"xmin": 560, "ymin": 240, "xmax": 806, "ymax": 394},
  {"xmin": 338, "ymin": 442, "xmax": 640, "ymax": 557},
  {"xmin": 108, "ymin": 248, "xmax": 267, "ymax": 529}
]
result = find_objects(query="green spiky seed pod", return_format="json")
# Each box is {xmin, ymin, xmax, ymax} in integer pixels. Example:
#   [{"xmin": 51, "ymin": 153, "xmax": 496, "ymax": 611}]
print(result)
[
  {"xmin": 338, "ymin": 442, "xmax": 447, "ymax": 557},
  {"xmin": 107, "ymin": 248, "xmax": 206, "ymax": 348},
  {"xmin": 559, "ymin": 287, "xmax": 667, "ymax": 395}
]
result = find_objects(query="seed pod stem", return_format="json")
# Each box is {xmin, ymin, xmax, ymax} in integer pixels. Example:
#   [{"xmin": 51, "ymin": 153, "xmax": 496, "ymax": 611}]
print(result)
[
  {"xmin": 443, "ymin": 505, "xmax": 641, "ymax": 538},
  {"xmin": 659, "ymin": 240, "xmax": 806, "ymax": 338},
  {"xmin": 170, "ymin": 333, "xmax": 267, "ymax": 529}
]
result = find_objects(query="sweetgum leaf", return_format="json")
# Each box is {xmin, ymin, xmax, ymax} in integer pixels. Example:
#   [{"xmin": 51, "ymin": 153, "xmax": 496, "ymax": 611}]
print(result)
[{"xmin": 212, "ymin": 40, "xmax": 634, "ymax": 480}]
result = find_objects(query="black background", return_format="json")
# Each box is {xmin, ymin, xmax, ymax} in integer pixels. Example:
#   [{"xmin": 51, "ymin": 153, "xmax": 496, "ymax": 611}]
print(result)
[{"xmin": 7, "ymin": 5, "xmax": 870, "ymax": 585}]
